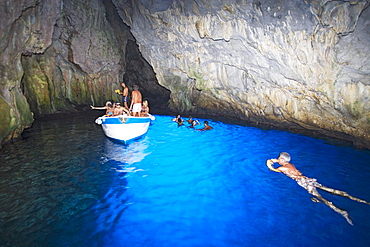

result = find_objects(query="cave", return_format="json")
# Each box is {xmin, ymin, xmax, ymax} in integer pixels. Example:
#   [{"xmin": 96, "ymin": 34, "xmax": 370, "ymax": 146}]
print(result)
[{"xmin": 0, "ymin": 0, "xmax": 369, "ymax": 148}]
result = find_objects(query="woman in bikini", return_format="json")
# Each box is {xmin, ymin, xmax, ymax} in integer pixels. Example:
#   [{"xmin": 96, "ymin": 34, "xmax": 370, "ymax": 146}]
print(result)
[{"xmin": 140, "ymin": 100, "xmax": 150, "ymax": 117}]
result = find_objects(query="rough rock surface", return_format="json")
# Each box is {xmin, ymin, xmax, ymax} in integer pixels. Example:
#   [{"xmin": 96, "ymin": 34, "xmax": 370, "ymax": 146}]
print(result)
[
  {"xmin": 0, "ymin": 0, "xmax": 169, "ymax": 147},
  {"xmin": 115, "ymin": 0, "xmax": 370, "ymax": 148},
  {"xmin": 0, "ymin": 0, "xmax": 369, "ymax": 148}
]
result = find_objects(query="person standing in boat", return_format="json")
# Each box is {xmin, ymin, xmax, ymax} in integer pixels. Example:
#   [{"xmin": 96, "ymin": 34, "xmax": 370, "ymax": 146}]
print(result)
[
  {"xmin": 130, "ymin": 84, "xmax": 142, "ymax": 117},
  {"xmin": 266, "ymin": 152, "xmax": 370, "ymax": 225},
  {"xmin": 91, "ymin": 101, "xmax": 114, "ymax": 116},
  {"xmin": 119, "ymin": 82, "xmax": 129, "ymax": 110}
]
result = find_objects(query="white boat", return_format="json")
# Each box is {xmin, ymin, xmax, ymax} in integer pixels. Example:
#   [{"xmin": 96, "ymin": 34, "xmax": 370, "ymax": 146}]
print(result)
[{"xmin": 95, "ymin": 114, "xmax": 155, "ymax": 143}]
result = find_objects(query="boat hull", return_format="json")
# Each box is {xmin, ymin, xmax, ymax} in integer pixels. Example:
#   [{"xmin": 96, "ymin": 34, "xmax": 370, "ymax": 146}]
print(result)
[{"xmin": 95, "ymin": 115, "xmax": 154, "ymax": 143}]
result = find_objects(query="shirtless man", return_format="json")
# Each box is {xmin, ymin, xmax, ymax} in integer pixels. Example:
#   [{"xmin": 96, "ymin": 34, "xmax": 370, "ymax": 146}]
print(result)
[
  {"xmin": 113, "ymin": 103, "xmax": 128, "ymax": 116},
  {"xmin": 119, "ymin": 82, "xmax": 129, "ymax": 109},
  {"xmin": 266, "ymin": 152, "xmax": 370, "ymax": 225},
  {"xmin": 130, "ymin": 85, "xmax": 142, "ymax": 117},
  {"xmin": 198, "ymin": 121, "xmax": 213, "ymax": 131},
  {"xmin": 172, "ymin": 115, "xmax": 182, "ymax": 123}
]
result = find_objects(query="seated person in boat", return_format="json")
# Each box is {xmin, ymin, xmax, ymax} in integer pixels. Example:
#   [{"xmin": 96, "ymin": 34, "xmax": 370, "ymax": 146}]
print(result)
[
  {"xmin": 198, "ymin": 121, "xmax": 213, "ymax": 131},
  {"xmin": 113, "ymin": 102, "xmax": 128, "ymax": 116},
  {"xmin": 140, "ymin": 100, "xmax": 150, "ymax": 117},
  {"xmin": 91, "ymin": 101, "xmax": 114, "ymax": 116}
]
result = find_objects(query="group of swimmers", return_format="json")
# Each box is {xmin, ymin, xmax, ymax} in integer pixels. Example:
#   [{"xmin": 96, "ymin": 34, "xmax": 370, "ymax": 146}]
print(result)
[
  {"xmin": 172, "ymin": 115, "xmax": 213, "ymax": 131},
  {"xmin": 91, "ymin": 83, "xmax": 149, "ymax": 117},
  {"xmin": 92, "ymin": 83, "xmax": 368, "ymax": 225}
]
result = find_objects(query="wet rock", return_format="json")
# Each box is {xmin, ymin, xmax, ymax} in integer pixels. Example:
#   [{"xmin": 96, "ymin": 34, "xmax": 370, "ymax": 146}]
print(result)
[
  {"xmin": 115, "ymin": 0, "xmax": 370, "ymax": 148},
  {"xmin": 0, "ymin": 0, "xmax": 170, "ymax": 147},
  {"xmin": 0, "ymin": 0, "xmax": 369, "ymax": 148}
]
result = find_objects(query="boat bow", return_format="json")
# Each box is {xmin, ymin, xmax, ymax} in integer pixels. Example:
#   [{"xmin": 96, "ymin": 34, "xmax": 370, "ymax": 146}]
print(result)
[{"xmin": 95, "ymin": 114, "xmax": 155, "ymax": 143}]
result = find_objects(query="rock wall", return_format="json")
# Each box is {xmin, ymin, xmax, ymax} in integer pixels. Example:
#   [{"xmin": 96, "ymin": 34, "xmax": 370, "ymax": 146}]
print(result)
[
  {"xmin": 0, "ymin": 0, "xmax": 169, "ymax": 147},
  {"xmin": 1, "ymin": 0, "xmax": 369, "ymax": 148},
  {"xmin": 1, "ymin": 0, "xmax": 123, "ymax": 145},
  {"xmin": 115, "ymin": 0, "xmax": 370, "ymax": 148}
]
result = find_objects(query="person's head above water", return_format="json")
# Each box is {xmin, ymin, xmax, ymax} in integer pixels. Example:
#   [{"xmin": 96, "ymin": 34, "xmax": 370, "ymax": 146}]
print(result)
[{"xmin": 278, "ymin": 152, "xmax": 291, "ymax": 162}]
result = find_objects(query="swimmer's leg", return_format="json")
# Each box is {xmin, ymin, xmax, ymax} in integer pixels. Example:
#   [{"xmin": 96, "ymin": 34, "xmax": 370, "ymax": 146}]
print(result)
[
  {"xmin": 309, "ymin": 188, "xmax": 353, "ymax": 226},
  {"xmin": 318, "ymin": 186, "xmax": 370, "ymax": 205},
  {"xmin": 310, "ymin": 197, "xmax": 321, "ymax": 203}
]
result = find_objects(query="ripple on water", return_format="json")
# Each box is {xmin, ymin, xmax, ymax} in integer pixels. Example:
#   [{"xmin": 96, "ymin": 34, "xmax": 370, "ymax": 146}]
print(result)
[{"xmin": 0, "ymin": 113, "xmax": 370, "ymax": 247}]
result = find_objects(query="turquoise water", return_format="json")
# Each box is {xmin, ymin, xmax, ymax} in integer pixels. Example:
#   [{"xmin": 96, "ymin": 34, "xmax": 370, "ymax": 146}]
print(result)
[{"xmin": 1, "ymin": 112, "xmax": 370, "ymax": 247}]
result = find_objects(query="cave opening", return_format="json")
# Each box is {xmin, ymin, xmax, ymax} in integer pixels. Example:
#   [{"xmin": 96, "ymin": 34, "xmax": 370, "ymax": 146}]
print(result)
[
  {"xmin": 102, "ymin": 0, "xmax": 171, "ymax": 114},
  {"xmin": 122, "ymin": 39, "xmax": 171, "ymax": 114}
]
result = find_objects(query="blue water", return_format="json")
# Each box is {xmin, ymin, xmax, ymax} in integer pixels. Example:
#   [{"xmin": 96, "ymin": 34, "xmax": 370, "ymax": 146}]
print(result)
[{"xmin": 1, "ymin": 112, "xmax": 370, "ymax": 247}]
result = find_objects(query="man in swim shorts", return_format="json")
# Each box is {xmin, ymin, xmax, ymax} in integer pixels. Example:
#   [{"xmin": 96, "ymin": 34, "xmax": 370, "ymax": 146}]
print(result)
[
  {"xmin": 120, "ymin": 82, "xmax": 129, "ymax": 109},
  {"xmin": 130, "ymin": 84, "xmax": 142, "ymax": 117},
  {"xmin": 266, "ymin": 152, "xmax": 370, "ymax": 225}
]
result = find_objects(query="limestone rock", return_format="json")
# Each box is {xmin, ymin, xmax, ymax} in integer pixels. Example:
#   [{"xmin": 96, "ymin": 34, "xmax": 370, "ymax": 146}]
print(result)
[
  {"xmin": 0, "ymin": 0, "xmax": 169, "ymax": 147},
  {"xmin": 115, "ymin": 0, "xmax": 370, "ymax": 148},
  {"xmin": 0, "ymin": 0, "xmax": 369, "ymax": 148}
]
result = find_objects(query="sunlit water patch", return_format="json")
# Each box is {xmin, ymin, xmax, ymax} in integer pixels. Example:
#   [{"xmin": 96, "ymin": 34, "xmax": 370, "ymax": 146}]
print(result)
[{"xmin": 1, "ymin": 112, "xmax": 370, "ymax": 247}]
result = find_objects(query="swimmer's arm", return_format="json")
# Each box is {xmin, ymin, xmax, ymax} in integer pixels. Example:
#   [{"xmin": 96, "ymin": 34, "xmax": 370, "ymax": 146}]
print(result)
[
  {"xmin": 266, "ymin": 159, "xmax": 282, "ymax": 173},
  {"xmin": 91, "ymin": 106, "xmax": 107, "ymax": 110}
]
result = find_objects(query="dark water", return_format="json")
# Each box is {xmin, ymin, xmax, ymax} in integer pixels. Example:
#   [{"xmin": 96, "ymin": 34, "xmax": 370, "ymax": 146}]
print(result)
[{"xmin": 1, "ymin": 112, "xmax": 370, "ymax": 247}]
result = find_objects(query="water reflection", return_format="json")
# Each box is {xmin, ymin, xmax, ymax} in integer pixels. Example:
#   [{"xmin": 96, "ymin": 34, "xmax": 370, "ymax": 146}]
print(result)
[
  {"xmin": 101, "ymin": 137, "xmax": 150, "ymax": 173},
  {"xmin": 1, "ymin": 113, "xmax": 370, "ymax": 247},
  {"xmin": 0, "ymin": 113, "xmax": 143, "ymax": 246},
  {"xmin": 71, "ymin": 138, "xmax": 152, "ymax": 246}
]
